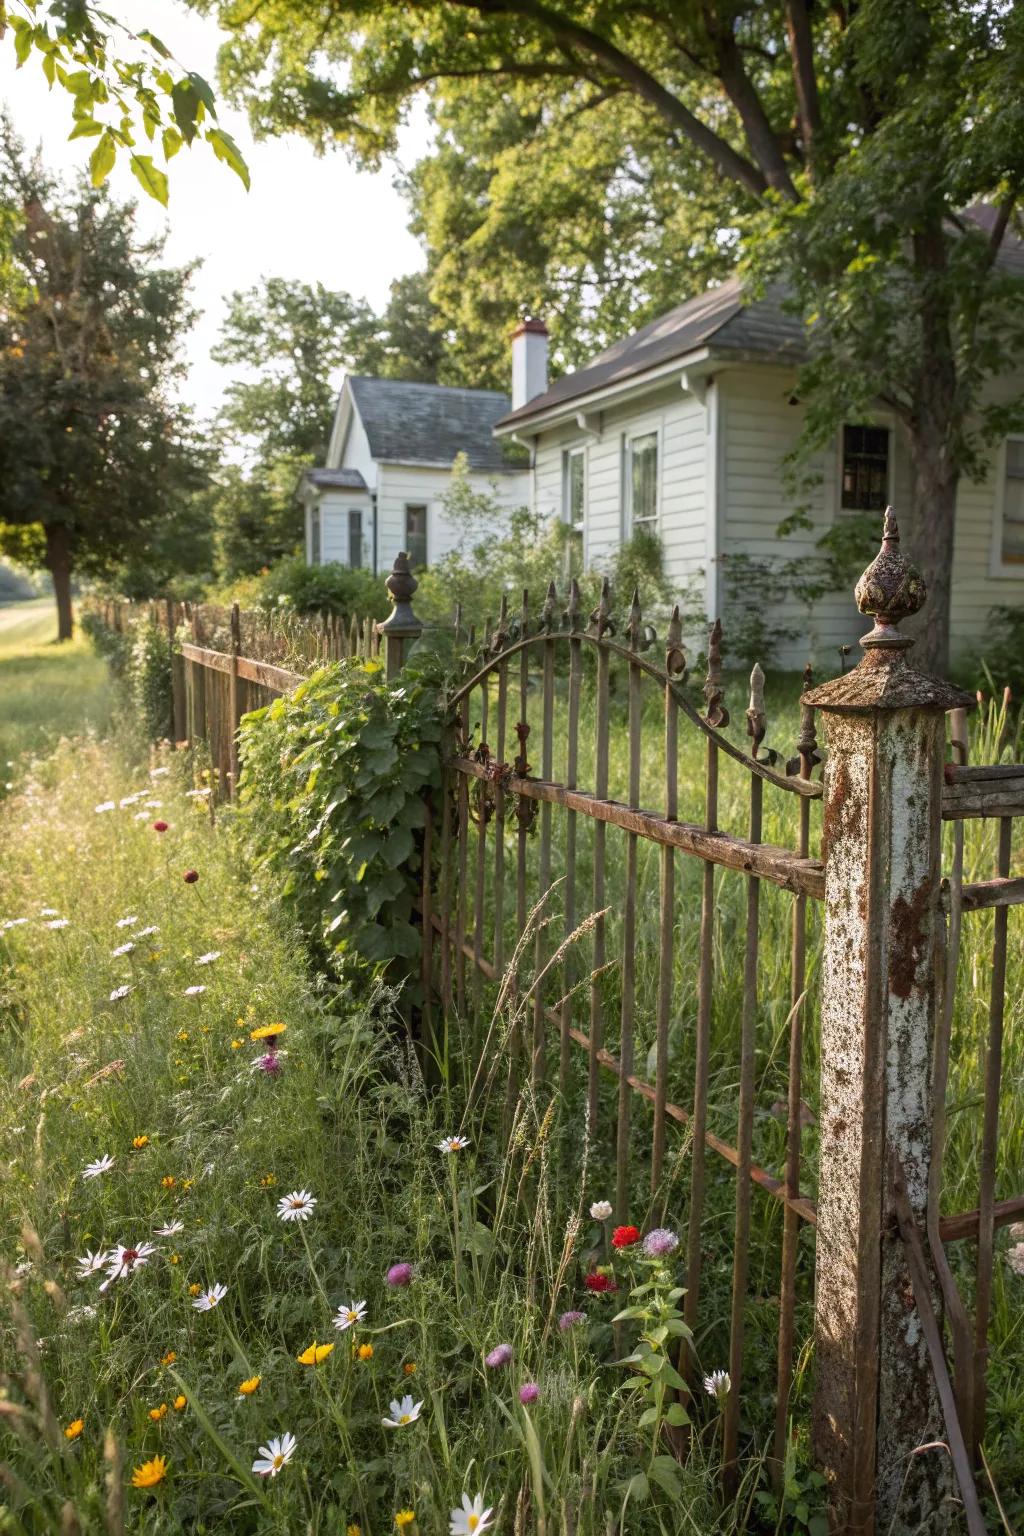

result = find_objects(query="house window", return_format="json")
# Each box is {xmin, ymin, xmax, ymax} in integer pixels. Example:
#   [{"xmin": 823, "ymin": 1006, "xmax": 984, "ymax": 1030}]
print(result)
[
  {"xmin": 310, "ymin": 506, "xmax": 321, "ymax": 564},
  {"xmin": 405, "ymin": 504, "xmax": 428, "ymax": 569},
  {"xmin": 563, "ymin": 447, "xmax": 585, "ymax": 575},
  {"xmin": 999, "ymin": 438, "xmax": 1024, "ymax": 567},
  {"xmin": 348, "ymin": 509, "xmax": 363, "ymax": 568},
  {"xmin": 841, "ymin": 425, "xmax": 890, "ymax": 511},
  {"xmin": 627, "ymin": 431, "xmax": 658, "ymax": 532}
]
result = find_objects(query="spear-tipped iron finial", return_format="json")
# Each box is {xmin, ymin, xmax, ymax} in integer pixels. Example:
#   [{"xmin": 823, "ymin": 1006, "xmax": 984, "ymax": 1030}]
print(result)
[
  {"xmin": 666, "ymin": 603, "xmax": 687, "ymax": 681},
  {"xmin": 704, "ymin": 618, "xmax": 729, "ymax": 728}
]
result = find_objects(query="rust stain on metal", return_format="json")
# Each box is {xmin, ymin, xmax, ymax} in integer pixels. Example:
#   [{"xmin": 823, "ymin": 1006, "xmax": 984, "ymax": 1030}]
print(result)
[{"xmin": 889, "ymin": 878, "xmax": 931, "ymax": 1000}]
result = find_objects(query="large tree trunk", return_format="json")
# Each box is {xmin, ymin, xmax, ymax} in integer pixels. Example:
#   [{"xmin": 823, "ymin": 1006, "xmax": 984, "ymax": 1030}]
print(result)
[
  {"xmin": 45, "ymin": 521, "xmax": 74, "ymax": 642},
  {"xmin": 906, "ymin": 426, "xmax": 958, "ymax": 678}
]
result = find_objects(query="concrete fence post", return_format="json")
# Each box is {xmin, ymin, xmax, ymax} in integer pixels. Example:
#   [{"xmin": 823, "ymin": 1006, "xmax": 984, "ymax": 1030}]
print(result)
[
  {"xmin": 376, "ymin": 551, "xmax": 424, "ymax": 680},
  {"xmin": 804, "ymin": 509, "xmax": 973, "ymax": 1534}
]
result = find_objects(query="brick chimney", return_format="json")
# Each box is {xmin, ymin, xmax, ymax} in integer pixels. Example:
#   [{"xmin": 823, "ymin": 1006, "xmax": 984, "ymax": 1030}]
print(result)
[{"xmin": 511, "ymin": 317, "xmax": 548, "ymax": 411}]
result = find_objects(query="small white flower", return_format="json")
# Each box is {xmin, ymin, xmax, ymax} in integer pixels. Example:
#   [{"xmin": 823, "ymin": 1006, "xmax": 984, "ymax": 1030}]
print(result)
[
  {"xmin": 1006, "ymin": 1242, "xmax": 1024, "ymax": 1278},
  {"xmin": 99, "ymin": 1242, "xmax": 156, "ymax": 1291},
  {"xmin": 333, "ymin": 1300, "xmax": 367, "ymax": 1332},
  {"xmin": 449, "ymin": 1493, "xmax": 495, "ymax": 1536},
  {"xmin": 109, "ymin": 985, "xmax": 132, "ymax": 1002},
  {"xmin": 192, "ymin": 1282, "xmax": 228, "ymax": 1312},
  {"xmin": 76, "ymin": 1249, "xmax": 108, "ymax": 1277},
  {"xmin": 703, "ymin": 1369, "xmax": 731, "ymax": 1403},
  {"xmin": 196, "ymin": 952, "xmax": 221, "ymax": 966},
  {"xmin": 39, "ymin": 908, "xmax": 59, "ymax": 917},
  {"xmin": 201, "ymin": 1162, "xmax": 215, "ymax": 1179},
  {"xmin": 382, "ymin": 1394, "xmax": 423, "ymax": 1428},
  {"xmin": 154, "ymin": 1221, "xmax": 184, "ymax": 1237},
  {"xmin": 1, "ymin": 917, "xmax": 28, "ymax": 931},
  {"xmin": 65, "ymin": 1304, "xmax": 97, "ymax": 1325},
  {"xmin": 111, "ymin": 942, "xmax": 135, "ymax": 957},
  {"xmin": 138, "ymin": 925, "xmax": 160, "ymax": 937},
  {"xmin": 133, "ymin": 810, "xmax": 150, "ymax": 821},
  {"xmin": 82, "ymin": 1154, "xmax": 115, "ymax": 1180},
  {"xmin": 14, "ymin": 1260, "xmax": 33, "ymax": 1278},
  {"xmin": 115, "ymin": 916, "xmax": 138, "ymax": 929},
  {"xmin": 183, "ymin": 985, "xmax": 206, "ymax": 996},
  {"xmin": 589, "ymin": 1200, "xmax": 613, "ymax": 1221},
  {"xmin": 186, "ymin": 788, "xmax": 211, "ymax": 799},
  {"xmin": 252, "ymin": 1431, "xmax": 296, "ymax": 1477},
  {"xmin": 144, "ymin": 800, "xmax": 163, "ymax": 809},
  {"xmin": 119, "ymin": 794, "xmax": 143, "ymax": 808},
  {"xmin": 150, "ymin": 766, "xmax": 171, "ymax": 778},
  {"xmin": 94, "ymin": 801, "xmax": 116, "ymax": 814},
  {"xmin": 277, "ymin": 1189, "xmax": 317, "ymax": 1222},
  {"xmin": 46, "ymin": 918, "xmax": 70, "ymax": 930},
  {"xmin": 438, "ymin": 1135, "xmax": 470, "ymax": 1154}
]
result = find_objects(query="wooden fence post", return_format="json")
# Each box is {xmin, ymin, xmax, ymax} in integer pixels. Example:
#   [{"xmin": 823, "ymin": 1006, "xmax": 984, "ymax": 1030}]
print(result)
[
  {"xmin": 375, "ymin": 551, "xmax": 424, "ymax": 680},
  {"xmin": 166, "ymin": 598, "xmax": 186, "ymax": 744},
  {"xmin": 228, "ymin": 602, "xmax": 241, "ymax": 800},
  {"xmin": 805, "ymin": 511, "xmax": 973, "ymax": 1534}
]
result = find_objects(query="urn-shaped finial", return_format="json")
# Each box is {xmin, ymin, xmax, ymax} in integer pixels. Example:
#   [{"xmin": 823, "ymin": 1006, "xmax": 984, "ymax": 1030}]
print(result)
[
  {"xmin": 854, "ymin": 507, "xmax": 926, "ymax": 650},
  {"xmin": 378, "ymin": 550, "xmax": 422, "ymax": 635}
]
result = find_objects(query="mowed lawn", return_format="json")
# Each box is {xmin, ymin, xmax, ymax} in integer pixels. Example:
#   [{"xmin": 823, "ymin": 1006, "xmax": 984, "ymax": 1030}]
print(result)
[{"xmin": 0, "ymin": 600, "xmax": 114, "ymax": 777}]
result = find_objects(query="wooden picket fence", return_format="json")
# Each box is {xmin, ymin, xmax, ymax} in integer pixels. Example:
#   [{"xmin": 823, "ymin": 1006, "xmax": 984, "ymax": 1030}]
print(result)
[{"xmin": 91, "ymin": 523, "xmax": 1024, "ymax": 1535}]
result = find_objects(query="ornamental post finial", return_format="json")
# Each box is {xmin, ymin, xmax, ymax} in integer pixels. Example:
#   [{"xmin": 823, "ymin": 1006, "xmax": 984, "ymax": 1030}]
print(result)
[{"xmin": 854, "ymin": 507, "xmax": 926, "ymax": 651}]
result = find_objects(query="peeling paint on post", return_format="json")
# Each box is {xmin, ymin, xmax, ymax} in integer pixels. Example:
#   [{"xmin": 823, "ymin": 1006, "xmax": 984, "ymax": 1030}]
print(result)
[
  {"xmin": 376, "ymin": 551, "xmax": 424, "ymax": 681},
  {"xmin": 805, "ymin": 510, "xmax": 973, "ymax": 1534}
]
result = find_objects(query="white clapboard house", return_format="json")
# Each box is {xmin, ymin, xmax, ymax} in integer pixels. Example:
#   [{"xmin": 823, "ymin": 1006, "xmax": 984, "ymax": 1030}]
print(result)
[
  {"xmin": 299, "ymin": 373, "xmax": 530, "ymax": 576},
  {"xmin": 492, "ymin": 245, "xmax": 1024, "ymax": 667}
]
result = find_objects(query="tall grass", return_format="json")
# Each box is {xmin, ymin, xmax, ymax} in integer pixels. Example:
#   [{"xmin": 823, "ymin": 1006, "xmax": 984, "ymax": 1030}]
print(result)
[{"xmin": 0, "ymin": 600, "xmax": 113, "ymax": 784}]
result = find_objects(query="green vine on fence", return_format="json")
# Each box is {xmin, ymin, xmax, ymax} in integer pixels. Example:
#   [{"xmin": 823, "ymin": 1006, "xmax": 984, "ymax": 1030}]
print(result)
[{"xmin": 237, "ymin": 645, "xmax": 446, "ymax": 975}]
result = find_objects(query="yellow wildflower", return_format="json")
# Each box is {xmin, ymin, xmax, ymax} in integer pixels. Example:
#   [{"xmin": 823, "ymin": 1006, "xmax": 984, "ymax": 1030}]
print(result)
[
  {"xmin": 64, "ymin": 1418, "xmax": 84, "ymax": 1440},
  {"xmin": 357, "ymin": 1343, "xmax": 373, "ymax": 1361},
  {"xmin": 132, "ymin": 1136, "xmax": 149, "ymax": 1150},
  {"xmin": 188, "ymin": 1283, "xmax": 202, "ymax": 1297},
  {"xmin": 238, "ymin": 1375, "xmax": 261, "ymax": 1396},
  {"xmin": 230, "ymin": 1039, "xmax": 244, "ymax": 1050},
  {"xmin": 161, "ymin": 1176, "xmax": 176, "ymax": 1189},
  {"xmin": 176, "ymin": 1031, "xmax": 189, "ymax": 1043},
  {"xmin": 181, "ymin": 1179, "xmax": 194, "ymax": 1191},
  {"xmin": 249, "ymin": 1022, "xmax": 286, "ymax": 1042},
  {"xmin": 260, "ymin": 1173, "xmax": 276, "ymax": 1187},
  {"xmin": 403, "ymin": 1362, "xmax": 417, "ymax": 1376},
  {"xmin": 347, "ymin": 1526, "xmax": 362, "ymax": 1536},
  {"xmin": 172, "ymin": 1395, "xmax": 187, "ymax": 1412},
  {"xmin": 131, "ymin": 1455, "xmax": 168, "ymax": 1489},
  {"xmin": 169, "ymin": 1253, "xmax": 180, "ymax": 1265},
  {"xmin": 395, "ymin": 1513, "xmax": 416, "ymax": 1530},
  {"xmin": 297, "ymin": 1341, "xmax": 335, "ymax": 1366},
  {"xmin": 148, "ymin": 1403, "xmax": 168, "ymax": 1422},
  {"xmin": 160, "ymin": 1351, "xmax": 176, "ymax": 1366}
]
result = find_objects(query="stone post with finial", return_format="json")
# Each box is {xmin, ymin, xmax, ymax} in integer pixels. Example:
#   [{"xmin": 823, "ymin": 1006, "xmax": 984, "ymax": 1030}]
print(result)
[
  {"xmin": 375, "ymin": 551, "xmax": 424, "ymax": 681},
  {"xmin": 804, "ymin": 508, "xmax": 974, "ymax": 1534}
]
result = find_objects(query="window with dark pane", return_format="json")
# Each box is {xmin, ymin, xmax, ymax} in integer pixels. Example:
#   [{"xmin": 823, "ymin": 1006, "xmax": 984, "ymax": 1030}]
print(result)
[
  {"xmin": 405, "ymin": 504, "xmax": 428, "ymax": 569},
  {"xmin": 348, "ymin": 509, "xmax": 363, "ymax": 568},
  {"xmin": 629, "ymin": 431, "xmax": 658, "ymax": 527},
  {"xmin": 310, "ymin": 506, "xmax": 321, "ymax": 564},
  {"xmin": 1003, "ymin": 439, "xmax": 1024, "ymax": 565},
  {"xmin": 841, "ymin": 425, "xmax": 890, "ymax": 511}
]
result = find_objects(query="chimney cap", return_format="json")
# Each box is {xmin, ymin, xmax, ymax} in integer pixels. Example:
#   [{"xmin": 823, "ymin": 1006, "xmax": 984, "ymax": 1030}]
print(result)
[{"xmin": 511, "ymin": 317, "xmax": 549, "ymax": 340}]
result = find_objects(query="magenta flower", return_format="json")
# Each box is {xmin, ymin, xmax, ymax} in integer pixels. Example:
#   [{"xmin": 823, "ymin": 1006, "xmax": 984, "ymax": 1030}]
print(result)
[
  {"xmin": 485, "ymin": 1344, "xmax": 513, "ymax": 1369},
  {"xmin": 183, "ymin": 869, "xmax": 199, "ymax": 884},
  {"xmin": 558, "ymin": 1310, "xmax": 585, "ymax": 1331},
  {"xmin": 518, "ymin": 1383, "xmax": 540, "ymax": 1405},
  {"xmin": 386, "ymin": 1263, "xmax": 414, "ymax": 1287},
  {"xmin": 254, "ymin": 1052, "xmax": 283, "ymax": 1076}
]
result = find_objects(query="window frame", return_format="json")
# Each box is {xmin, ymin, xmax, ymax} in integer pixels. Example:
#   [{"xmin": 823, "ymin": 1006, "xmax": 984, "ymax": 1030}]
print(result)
[
  {"xmin": 348, "ymin": 508, "xmax": 364, "ymax": 569},
  {"xmin": 838, "ymin": 422, "xmax": 893, "ymax": 515},
  {"xmin": 404, "ymin": 502, "xmax": 429, "ymax": 570},
  {"xmin": 990, "ymin": 434, "xmax": 1024, "ymax": 579},
  {"xmin": 309, "ymin": 504, "xmax": 321, "ymax": 565},
  {"xmin": 624, "ymin": 426, "xmax": 660, "ymax": 537}
]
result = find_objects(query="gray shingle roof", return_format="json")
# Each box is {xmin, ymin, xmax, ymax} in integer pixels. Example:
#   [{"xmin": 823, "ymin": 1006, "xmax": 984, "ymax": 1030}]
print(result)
[
  {"xmin": 495, "ymin": 279, "xmax": 806, "ymax": 429},
  {"xmin": 303, "ymin": 468, "xmax": 368, "ymax": 490},
  {"xmin": 348, "ymin": 377, "xmax": 526, "ymax": 473}
]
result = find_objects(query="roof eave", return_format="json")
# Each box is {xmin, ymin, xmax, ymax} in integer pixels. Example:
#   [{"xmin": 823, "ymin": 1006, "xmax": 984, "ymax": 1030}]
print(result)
[{"xmin": 492, "ymin": 346, "xmax": 715, "ymax": 437}]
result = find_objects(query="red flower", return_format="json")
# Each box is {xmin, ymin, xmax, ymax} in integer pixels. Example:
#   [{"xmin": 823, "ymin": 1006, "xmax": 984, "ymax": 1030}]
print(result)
[
  {"xmin": 611, "ymin": 1225, "xmax": 641, "ymax": 1250},
  {"xmin": 183, "ymin": 870, "xmax": 199, "ymax": 884},
  {"xmin": 583, "ymin": 1272, "xmax": 617, "ymax": 1294},
  {"xmin": 152, "ymin": 821, "xmax": 168, "ymax": 833}
]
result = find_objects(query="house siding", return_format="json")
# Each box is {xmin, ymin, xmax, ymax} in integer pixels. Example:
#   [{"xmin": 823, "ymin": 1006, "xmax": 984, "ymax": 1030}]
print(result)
[{"xmin": 375, "ymin": 463, "xmax": 528, "ymax": 574}]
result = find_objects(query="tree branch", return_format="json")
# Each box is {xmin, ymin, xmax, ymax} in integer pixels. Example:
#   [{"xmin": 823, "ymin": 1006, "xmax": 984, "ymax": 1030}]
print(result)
[
  {"xmin": 783, "ymin": 0, "xmax": 822, "ymax": 172},
  {"xmin": 702, "ymin": 8, "xmax": 800, "ymax": 199}
]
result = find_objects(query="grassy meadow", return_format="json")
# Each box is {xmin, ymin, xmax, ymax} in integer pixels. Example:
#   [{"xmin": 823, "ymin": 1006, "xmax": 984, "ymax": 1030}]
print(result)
[{"xmin": 0, "ymin": 600, "xmax": 114, "ymax": 781}]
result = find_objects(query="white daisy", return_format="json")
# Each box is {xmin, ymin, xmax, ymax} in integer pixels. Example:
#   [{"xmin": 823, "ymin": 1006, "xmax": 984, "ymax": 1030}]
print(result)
[
  {"xmin": 1, "ymin": 917, "xmax": 28, "ymax": 930},
  {"xmin": 133, "ymin": 810, "xmax": 150, "ymax": 821},
  {"xmin": 46, "ymin": 918, "xmax": 70, "ymax": 930},
  {"xmin": 382, "ymin": 1394, "xmax": 423, "ymax": 1428},
  {"xmin": 154, "ymin": 1220, "xmax": 184, "ymax": 1237},
  {"xmin": 82, "ymin": 1154, "xmax": 115, "ymax": 1180},
  {"xmin": 150, "ymin": 766, "xmax": 171, "ymax": 778},
  {"xmin": 196, "ymin": 952, "xmax": 221, "ymax": 966},
  {"xmin": 109, "ymin": 985, "xmax": 132, "ymax": 1002},
  {"xmin": 115, "ymin": 916, "xmax": 138, "ymax": 929},
  {"xmin": 192, "ymin": 1282, "xmax": 228, "ymax": 1312},
  {"xmin": 183, "ymin": 985, "xmax": 206, "ymax": 996},
  {"xmin": 99, "ymin": 1242, "xmax": 156, "ymax": 1291},
  {"xmin": 39, "ymin": 908, "xmax": 59, "ymax": 917},
  {"xmin": 119, "ymin": 794, "xmax": 142, "ymax": 808},
  {"xmin": 144, "ymin": 800, "xmax": 163, "ymax": 809},
  {"xmin": 252, "ymin": 1431, "xmax": 296, "ymax": 1477},
  {"xmin": 76, "ymin": 1249, "xmax": 108, "ymax": 1277},
  {"xmin": 333, "ymin": 1300, "xmax": 367, "ymax": 1332},
  {"xmin": 438, "ymin": 1135, "xmax": 471, "ymax": 1154},
  {"xmin": 703, "ymin": 1369, "xmax": 731, "ymax": 1403},
  {"xmin": 138, "ymin": 925, "xmax": 160, "ymax": 937},
  {"xmin": 277, "ymin": 1189, "xmax": 317, "ymax": 1222},
  {"xmin": 186, "ymin": 787, "xmax": 211, "ymax": 799},
  {"xmin": 111, "ymin": 942, "xmax": 135, "ymax": 957},
  {"xmin": 94, "ymin": 801, "xmax": 116, "ymax": 814},
  {"xmin": 449, "ymin": 1492, "xmax": 495, "ymax": 1535}
]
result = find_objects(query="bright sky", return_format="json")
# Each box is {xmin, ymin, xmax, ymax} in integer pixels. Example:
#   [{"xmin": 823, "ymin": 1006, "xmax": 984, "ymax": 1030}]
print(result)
[{"xmin": 0, "ymin": 1, "xmax": 430, "ymax": 420}]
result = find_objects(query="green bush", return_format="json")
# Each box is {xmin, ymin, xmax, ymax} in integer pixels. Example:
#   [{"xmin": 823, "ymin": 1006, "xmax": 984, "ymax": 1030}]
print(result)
[
  {"xmin": 253, "ymin": 554, "xmax": 389, "ymax": 620},
  {"xmin": 130, "ymin": 618, "xmax": 174, "ymax": 742},
  {"xmin": 80, "ymin": 608, "xmax": 134, "ymax": 677},
  {"xmin": 966, "ymin": 604, "xmax": 1024, "ymax": 697},
  {"xmin": 238, "ymin": 640, "xmax": 447, "ymax": 975}
]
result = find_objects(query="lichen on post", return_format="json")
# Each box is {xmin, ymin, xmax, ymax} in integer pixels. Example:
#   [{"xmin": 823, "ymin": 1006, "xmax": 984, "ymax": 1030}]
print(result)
[{"xmin": 805, "ymin": 508, "xmax": 974, "ymax": 1533}]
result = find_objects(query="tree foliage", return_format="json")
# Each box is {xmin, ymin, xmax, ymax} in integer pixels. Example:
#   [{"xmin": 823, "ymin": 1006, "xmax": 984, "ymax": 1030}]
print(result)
[
  {"xmin": 0, "ymin": 127, "xmax": 212, "ymax": 634},
  {"xmin": 196, "ymin": 0, "xmax": 1024, "ymax": 666}
]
